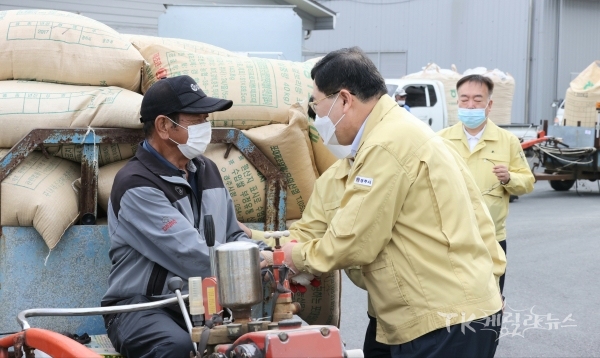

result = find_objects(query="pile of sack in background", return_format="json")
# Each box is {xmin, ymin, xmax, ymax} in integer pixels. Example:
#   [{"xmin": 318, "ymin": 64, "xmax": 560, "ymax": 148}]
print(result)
[
  {"xmin": 404, "ymin": 63, "xmax": 462, "ymax": 125},
  {"xmin": 0, "ymin": 9, "xmax": 337, "ymax": 251},
  {"xmin": 403, "ymin": 63, "xmax": 516, "ymax": 125},
  {"xmin": 564, "ymin": 60, "xmax": 600, "ymax": 128}
]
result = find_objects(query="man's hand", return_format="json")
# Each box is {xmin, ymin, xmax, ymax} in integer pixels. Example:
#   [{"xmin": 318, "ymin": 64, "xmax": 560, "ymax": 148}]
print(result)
[
  {"xmin": 260, "ymin": 250, "xmax": 273, "ymax": 268},
  {"xmin": 238, "ymin": 221, "xmax": 252, "ymax": 238},
  {"xmin": 282, "ymin": 241, "xmax": 299, "ymax": 275},
  {"xmin": 493, "ymin": 165, "xmax": 510, "ymax": 184}
]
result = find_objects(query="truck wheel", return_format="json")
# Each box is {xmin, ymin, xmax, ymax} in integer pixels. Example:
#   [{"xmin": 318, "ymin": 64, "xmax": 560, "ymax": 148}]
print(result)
[{"xmin": 550, "ymin": 180, "xmax": 575, "ymax": 191}]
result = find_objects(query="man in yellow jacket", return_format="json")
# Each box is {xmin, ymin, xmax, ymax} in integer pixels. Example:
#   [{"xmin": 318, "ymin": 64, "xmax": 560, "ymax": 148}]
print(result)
[
  {"xmin": 245, "ymin": 99, "xmax": 506, "ymax": 357},
  {"xmin": 438, "ymin": 74, "xmax": 535, "ymax": 294},
  {"xmin": 280, "ymin": 47, "xmax": 505, "ymax": 357},
  {"xmin": 248, "ymin": 152, "xmax": 505, "ymax": 357},
  {"xmin": 245, "ymin": 99, "xmax": 394, "ymax": 356}
]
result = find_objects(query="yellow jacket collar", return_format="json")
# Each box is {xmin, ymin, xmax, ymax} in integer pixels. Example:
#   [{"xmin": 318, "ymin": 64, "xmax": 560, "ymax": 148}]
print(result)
[
  {"xmin": 357, "ymin": 94, "xmax": 398, "ymax": 154},
  {"xmin": 446, "ymin": 120, "xmax": 501, "ymax": 142}
]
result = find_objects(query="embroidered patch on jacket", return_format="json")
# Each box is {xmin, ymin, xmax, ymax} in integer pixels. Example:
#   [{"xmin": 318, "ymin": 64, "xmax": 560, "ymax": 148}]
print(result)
[
  {"xmin": 354, "ymin": 176, "xmax": 374, "ymax": 187},
  {"xmin": 162, "ymin": 217, "xmax": 177, "ymax": 231}
]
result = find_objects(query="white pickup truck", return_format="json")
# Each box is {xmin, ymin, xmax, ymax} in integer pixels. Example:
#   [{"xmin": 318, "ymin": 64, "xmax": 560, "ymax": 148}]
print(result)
[{"xmin": 385, "ymin": 79, "xmax": 448, "ymax": 132}]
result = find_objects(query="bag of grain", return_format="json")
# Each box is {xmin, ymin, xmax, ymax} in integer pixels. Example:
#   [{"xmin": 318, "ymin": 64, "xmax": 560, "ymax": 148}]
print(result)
[
  {"xmin": 564, "ymin": 60, "xmax": 600, "ymax": 128},
  {"xmin": 404, "ymin": 63, "xmax": 461, "ymax": 125},
  {"xmin": 125, "ymin": 34, "xmax": 241, "ymax": 58},
  {"xmin": 462, "ymin": 67, "xmax": 515, "ymax": 125},
  {"xmin": 0, "ymin": 9, "xmax": 143, "ymax": 91},
  {"xmin": 204, "ymin": 104, "xmax": 317, "ymax": 220},
  {"xmin": 0, "ymin": 80, "xmax": 142, "ymax": 148},
  {"xmin": 204, "ymin": 143, "xmax": 267, "ymax": 222},
  {"xmin": 0, "ymin": 151, "xmax": 80, "ymax": 250},
  {"xmin": 97, "ymin": 159, "xmax": 128, "ymax": 212},
  {"xmin": 138, "ymin": 44, "xmax": 314, "ymax": 129},
  {"xmin": 294, "ymin": 270, "xmax": 341, "ymax": 327},
  {"xmin": 243, "ymin": 104, "xmax": 318, "ymax": 219},
  {"xmin": 45, "ymin": 143, "xmax": 138, "ymax": 167}
]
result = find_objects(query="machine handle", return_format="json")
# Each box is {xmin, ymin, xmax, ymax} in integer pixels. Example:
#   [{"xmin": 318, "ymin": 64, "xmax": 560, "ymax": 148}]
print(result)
[
  {"xmin": 204, "ymin": 215, "xmax": 215, "ymax": 247},
  {"xmin": 167, "ymin": 276, "xmax": 184, "ymax": 292}
]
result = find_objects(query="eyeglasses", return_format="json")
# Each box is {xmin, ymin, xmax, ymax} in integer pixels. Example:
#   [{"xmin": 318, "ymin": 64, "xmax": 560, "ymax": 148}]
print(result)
[
  {"xmin": 481, "ymin": 158, "xmax": 501, "ymax": 196},
  {"xmin": 481, "ymin": 181, "xmax": 501, "ymax": 196},
  {"xmin": 308, "ymin": 91, "xmax": 340, "ymax": 112}
]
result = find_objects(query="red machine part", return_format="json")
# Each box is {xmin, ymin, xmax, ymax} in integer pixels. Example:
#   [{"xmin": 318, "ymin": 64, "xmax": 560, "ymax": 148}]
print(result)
[
  {"xmin": 215, "ymin": 326, "xmax": 345, "ymax": 358},
  {"xmin": 521, "ymin": 129, "xmax": 548, "ymax": 150},
  {"xmin": 0, "ymin": 328, "xmax": 101, "ymax": 358}
]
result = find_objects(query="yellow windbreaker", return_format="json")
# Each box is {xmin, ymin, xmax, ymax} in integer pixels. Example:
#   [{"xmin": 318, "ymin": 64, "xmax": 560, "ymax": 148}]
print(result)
[
  {"xmin": 288, "ymin": 95, "xmax": 504, "ymax": 345},
  {"xmin": 253, "ymin": 154, "xmax": 504, "ymax": 317},
  {"xmin": 438, "ymin": 121, "xmax": 535, "ymax": 241}
]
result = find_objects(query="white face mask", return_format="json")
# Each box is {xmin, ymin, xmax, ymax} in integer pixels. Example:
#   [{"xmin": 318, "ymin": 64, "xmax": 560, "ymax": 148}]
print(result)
[
  {"xmin": 397, "ymin": 100, "xmax": 406, "ymax": 106},
  {"xmin": 314, "ymin": 93, "xmax": 345, "ymax": 145},
  {"xmin": 325, "ymin": 144, "xmax": 352, "ymax": 159},
  {"xmin": 167, "ymin": 117, "xmax": 212, "ymax": 159}
]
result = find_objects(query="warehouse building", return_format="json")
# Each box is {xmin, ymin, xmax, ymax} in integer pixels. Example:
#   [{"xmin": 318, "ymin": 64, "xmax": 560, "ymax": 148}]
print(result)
[
  {"xmin": 305, "ymin": 0, "xmax": 600, "ymax": 124},
  {"xmin": 2, "ymin": 0, "xmax": 599, "ymax": 123}
]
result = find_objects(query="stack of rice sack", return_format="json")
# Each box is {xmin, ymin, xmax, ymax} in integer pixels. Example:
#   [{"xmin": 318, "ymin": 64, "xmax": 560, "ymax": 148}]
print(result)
[
  {"xmin": 97, "ymin": 34, "xmax": 338, "ymax": 223},
  {"xmin": 110, "ymin": 35, "xmax": 342, "ymax": 327},
  {"xmin": 404, "ymin": 63, "xmax": 462, "ymax": 125},
  {"xmin": 0, "ymin": 9, "xmax": 343, "ymax": 251},
  {"xmin": 0, "ymin": 9, "xmax": 144, "ymax": 250},
  {"xmin": 563, "ymin": 60, "xmax": 600, "ymax": 128},
  {"xmin": 462, "ymin": 67, "xmax": 515, "ymax": 125}
]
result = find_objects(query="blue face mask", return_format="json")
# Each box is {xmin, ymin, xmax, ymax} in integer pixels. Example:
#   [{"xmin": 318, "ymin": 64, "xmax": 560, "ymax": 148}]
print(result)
[{"xmin": 458, "ymin": 102, "xmax": 489, "ymax": 129}]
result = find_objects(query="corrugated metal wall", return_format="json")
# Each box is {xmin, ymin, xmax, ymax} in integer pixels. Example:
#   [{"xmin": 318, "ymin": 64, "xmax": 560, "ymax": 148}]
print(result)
[
  {"xmin": 557, "ymin": 0, "xmax": 600, "ymax": 99},
  {"xmin": 529, "ymin": 0, "xmax": 600, "ymax": 125},
  {"xmin": 530, "ymin": 0, "xmax": 559, "ymax": 125},
  {"xmin": 307, "ymin": 0, "xmax": 531, "ymax": 122},
  {"xmin": 0, "ymin": 0, "xmax": 166, "ymax": 35}
]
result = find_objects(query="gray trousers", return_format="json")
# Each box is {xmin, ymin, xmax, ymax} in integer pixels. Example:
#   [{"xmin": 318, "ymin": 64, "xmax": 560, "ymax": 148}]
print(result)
[{"xmin": 104, "ymin": 295, "xmax": 194, "ymax": 358}]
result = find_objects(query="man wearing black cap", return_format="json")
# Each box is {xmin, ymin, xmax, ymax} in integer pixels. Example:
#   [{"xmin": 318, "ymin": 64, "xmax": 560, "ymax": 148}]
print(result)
[{"xmin": 101, "ymin": 75, "xmax": 267, "ymax": 358}]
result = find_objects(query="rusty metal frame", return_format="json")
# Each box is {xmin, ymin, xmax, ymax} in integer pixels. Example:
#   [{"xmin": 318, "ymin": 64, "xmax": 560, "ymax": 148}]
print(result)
[
  {"xmin": 0, "ymin": 127, "xmax": 286, "ymax": 232},
  {"xmin": 211, "ymin": 129, "xmax": 287, "ymax": 231}
]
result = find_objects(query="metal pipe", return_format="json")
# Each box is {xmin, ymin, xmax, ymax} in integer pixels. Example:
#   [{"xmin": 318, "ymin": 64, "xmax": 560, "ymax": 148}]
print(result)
[
  {"xmin": 209, "ymin": 248, "xmax": 216, "ymax": 277},
  {"xmin": 555, "ymin": 0, "xmax": 563, "ymax": 101},
  {"xmin": 524, "ymin": 0, "xmax": 534, "ymax": 124},
  {"xmin": 174, "ymin": 289, "xmax": 197, "ymax": 353},
  {"xmin": 17, "ymin": 295, "xmax": 188, "ymax": 330}
]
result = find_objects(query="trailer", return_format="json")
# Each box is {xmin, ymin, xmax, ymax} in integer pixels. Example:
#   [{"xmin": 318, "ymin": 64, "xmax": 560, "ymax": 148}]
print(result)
[
  {"xmin": 522, "ymin": 102, "xmax": 600, "ymax": 192},
  {"xmin": 0, "ymin": 127, "xmax": 291, "ymax": 330}
]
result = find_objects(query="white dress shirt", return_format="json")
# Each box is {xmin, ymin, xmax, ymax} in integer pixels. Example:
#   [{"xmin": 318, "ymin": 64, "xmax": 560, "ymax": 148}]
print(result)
[{"xmin": 463, "ymin": 125, "xmax": 486, "ymax": 152}]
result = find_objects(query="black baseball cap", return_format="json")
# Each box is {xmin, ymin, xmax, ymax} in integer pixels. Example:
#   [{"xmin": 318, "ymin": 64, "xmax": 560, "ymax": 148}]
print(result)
[{"xmin": 140, "ymin": 75, "xmax": 233, "ymax": 122}]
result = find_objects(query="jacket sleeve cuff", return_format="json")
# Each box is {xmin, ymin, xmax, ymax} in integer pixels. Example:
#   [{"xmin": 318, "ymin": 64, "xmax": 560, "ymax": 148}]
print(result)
[
  {"xmin": 250, "ymin": 229, "xmax": 264, "ymax": 241},
  {"xmin": 292, "ymin": 243, "xmax": 306, "ymax": 273},
  {"xmin": 502, "ymin": 174, "xmax": 519, "ymax": 191}
]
